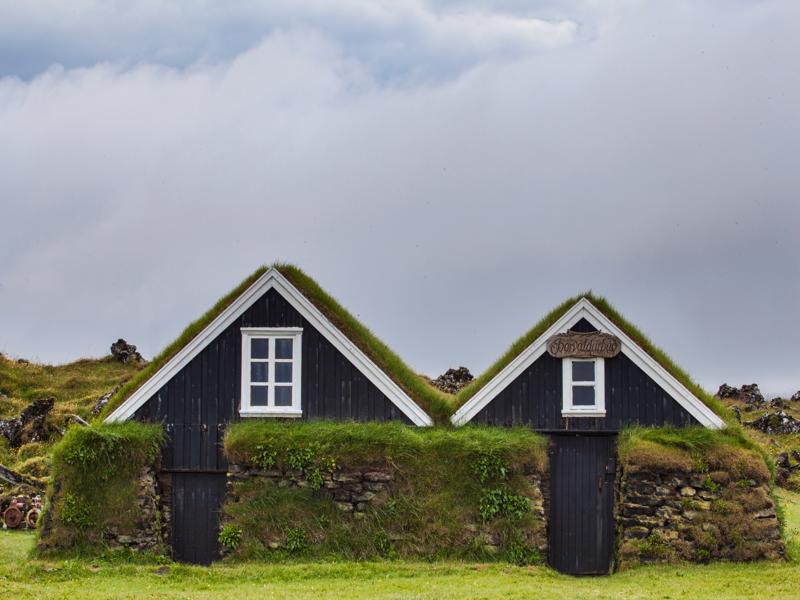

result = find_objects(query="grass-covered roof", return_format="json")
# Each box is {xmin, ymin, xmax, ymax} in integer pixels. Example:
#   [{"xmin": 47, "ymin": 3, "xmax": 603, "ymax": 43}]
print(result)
[
  {"xmin": 98, "ymin": 264, "xmax": 452, "ymax": 422},
  {"xmin": 453, "ymin": 292, "xmax": 733, "ymax": 425},
  {"xmin": 98, "ymin": 266, "xmax": 730, "ymax": 427}
]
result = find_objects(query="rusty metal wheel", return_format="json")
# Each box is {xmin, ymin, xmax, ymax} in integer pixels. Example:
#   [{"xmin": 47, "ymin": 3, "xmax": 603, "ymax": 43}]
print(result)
[
  {"xmin": 3, "ymin": 505, "xmax": 22, "ymax": 529},
  {"xmin": 25, "ymin": 508, "xmax": 40, "ymax": 529}
]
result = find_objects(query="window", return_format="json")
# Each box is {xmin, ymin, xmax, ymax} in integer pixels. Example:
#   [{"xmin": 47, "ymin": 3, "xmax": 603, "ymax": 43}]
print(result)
[
  {"xmin": 240, "ymin": 328, "xmax": 302, "ymax": 416},
  {"xmin": 562, "ymin": 358, "xmax": 605, "ymax": 416}
]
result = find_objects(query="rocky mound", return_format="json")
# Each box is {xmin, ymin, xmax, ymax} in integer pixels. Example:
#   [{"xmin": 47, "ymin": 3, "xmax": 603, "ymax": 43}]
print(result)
[{"xmin": 427, "ymin": 367, "xmax": 474, "ymax": 394}]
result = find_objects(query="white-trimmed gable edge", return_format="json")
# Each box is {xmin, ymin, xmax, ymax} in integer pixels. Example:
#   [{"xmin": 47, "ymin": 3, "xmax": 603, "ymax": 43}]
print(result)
[
  {"xmin": 450, "ymin": 298, "xmax": 725, "ymax": 429},
  {"xmin": 105, "ymin": 268, "xmax": 433, "ymax": 426}
]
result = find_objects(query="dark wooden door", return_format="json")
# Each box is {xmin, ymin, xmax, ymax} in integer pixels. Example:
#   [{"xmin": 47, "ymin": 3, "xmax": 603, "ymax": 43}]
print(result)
[
  {"xmin": 549, "ymin": 434, "xmax": 616, "ymax": 575},
  {"xmin": 172, "ymin": 472, "xmax": 227, "ymax": 565}
]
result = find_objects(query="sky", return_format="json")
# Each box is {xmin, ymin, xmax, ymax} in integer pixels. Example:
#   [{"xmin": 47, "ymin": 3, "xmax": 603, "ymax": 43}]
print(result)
[{"xmin": 1, "ymin": 0, "xmax": 798, "ymax": 397}]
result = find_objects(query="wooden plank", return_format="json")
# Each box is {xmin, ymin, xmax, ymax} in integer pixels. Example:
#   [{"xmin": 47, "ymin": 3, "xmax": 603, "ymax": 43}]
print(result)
[
  {"xmin": 131, "ymin": 286, "xmax": 409, "ymax": 472},
  {"xmin": 548, "ymin": 434, "xmax": 615, "ymax": 574}
]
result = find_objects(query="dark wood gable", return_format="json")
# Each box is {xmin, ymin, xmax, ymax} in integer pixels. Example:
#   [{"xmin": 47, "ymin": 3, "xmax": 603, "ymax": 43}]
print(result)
[
  {"xmin": 469, "ymin": 318, "xmax": 699, "ymax": 431},
  {"xmin": 134, "ymin": 288, "xmax": 411, "ymax": 472}
]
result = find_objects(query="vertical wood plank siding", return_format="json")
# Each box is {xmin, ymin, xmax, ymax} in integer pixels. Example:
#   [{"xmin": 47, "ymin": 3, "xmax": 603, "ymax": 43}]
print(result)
[
  {"xmin": 470, "ymin": 318, "xmax": 699, "ymax": 430},
  {"xmin": 133, "ymin": 288, "xmax": 410, "ymax": 471},
  {"xmin": 549, "ymin": 434, "xmax": 616, "ymax": 574},
  {"xmin": 171, "ymin": 473, "xmax": 227, "ymax": 564}
]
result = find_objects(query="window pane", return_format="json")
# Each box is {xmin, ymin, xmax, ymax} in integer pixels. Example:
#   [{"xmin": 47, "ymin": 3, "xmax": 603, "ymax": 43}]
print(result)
[
  {"xmin": 275, "ymin": 338, "xmax": 293, "ymax": 359},
  {"xmin": 572, "ymin": 361, "xmax": 595, "ymax": 382},
  {"xmin": 275, "ymin": 385, "xmax": 292, "ymax": 407},
  {"xmin": 275, "ymin": 362, "xmax": 292, "ymax": 383},
  {"xmin": 572, "ymin": 385, "xmax": 595, "ymax": 406},
  {"xmin": 250, "ymin": 385, "xmax": 268, "ymax": 406},
  {"xmin": 251, "ymin": 362, "xmax": 268, "ymax": 383},
  {"xmin": 251, "ymin": 338, "xmax": 269, "ymax": 359}
]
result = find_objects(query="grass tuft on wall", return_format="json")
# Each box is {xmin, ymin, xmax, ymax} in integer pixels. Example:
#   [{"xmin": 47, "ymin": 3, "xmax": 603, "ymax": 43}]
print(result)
[
  {"xmin": 37, "ymin": 422, "xmax": 164, "ymax": 554},
  {"xmin": 223, "ymin": 421, "xmax": 547, "ymax": 563},
  {"xmin": 618, "ymin": 426, "xmax": 770, "ymax": 482}
]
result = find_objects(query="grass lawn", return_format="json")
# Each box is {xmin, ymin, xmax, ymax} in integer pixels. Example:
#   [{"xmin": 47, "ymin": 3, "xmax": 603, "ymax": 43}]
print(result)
[{"xmin": 1, "ymin": 490, "xmax": 798, "ymax": 600}]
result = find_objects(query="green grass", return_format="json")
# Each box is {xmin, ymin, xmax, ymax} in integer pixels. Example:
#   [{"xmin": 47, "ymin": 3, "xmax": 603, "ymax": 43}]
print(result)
[
  {"xmin": 721, "ymin": 397, "xmax": 800, "ymax": 492},
  {"xmin": 0, "ymin": 354, "xmax": 144, "ymax": 481},
  {"xmin": 276, "ymin": 265, "xmax": 453, "ymax": 422},
  {"xmin": 0, "ymin": 488, "xmax": 799, "ymax": 600},
  {"xmin": 782, "ymin": 489, "xmax": 800, "ymax": 560},
  {"xmin": 223, "ymin": 421, "xmax": 547, "ymax": 562},
  {"xmin": 225, "ymin": 420, "xmax": 547, "ymax": 469},
  {"xmin": 89, "ymin": 270, "xmax": 736, "ymax": 426},
  {"xmin": 98, "ymin": 264, "xmax": 452, "ymax": 423},
  {"xmin": 454, "ymin": 292, "xmax": 733, "ymax": 427},
  {"xmin": 97, "ymin": 266, "xmax": 270, "ymax": 421},
  {"xmin": 618, "ymin": 426, "xmax": 771, "ymax": 480},
  {"xmin": 39, "ymin": 422, "xmax": 165, "ymax": 553},
  {"xmin": 0, "ymin": 354, "xmax": 143, "ymax": 421}
]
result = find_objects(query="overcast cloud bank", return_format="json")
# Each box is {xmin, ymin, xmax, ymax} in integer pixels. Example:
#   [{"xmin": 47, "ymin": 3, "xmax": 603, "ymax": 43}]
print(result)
[{"xmin": 1, "ymin": 1, "xmax": 798, "ymax": 396}]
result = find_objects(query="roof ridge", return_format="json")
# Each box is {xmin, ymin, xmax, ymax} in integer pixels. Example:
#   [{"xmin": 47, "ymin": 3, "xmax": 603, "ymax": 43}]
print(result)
[{"xmin": 99, "ymin": 263, "xmax": 451, "ymax": 423}]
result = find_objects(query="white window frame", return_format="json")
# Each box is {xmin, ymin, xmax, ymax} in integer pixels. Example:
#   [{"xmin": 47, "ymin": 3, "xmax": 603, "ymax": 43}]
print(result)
[
  {"xmin": 240, "ymin": 327, "xmax": 303, "ymax": 417},
  {"xmin": 562, "ymin": 357, "xmax": 606, "ymax": 417}
]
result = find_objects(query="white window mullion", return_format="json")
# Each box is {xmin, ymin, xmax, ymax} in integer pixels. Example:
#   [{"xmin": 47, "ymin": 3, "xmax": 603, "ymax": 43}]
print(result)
[
  {"xmin": 239, "ymin": 327, "xmax": 303, "ymax": 418},
  {"xmin": 268, "ymin": 338, "xmax": 275, "ymax": 409},
  {"xmin": 562, "ymin": 357, "xmax": 606, "ymax": 417},
  {"xmin": 293, "ymin": 335, "xmax": 301, "ymax": 411}
]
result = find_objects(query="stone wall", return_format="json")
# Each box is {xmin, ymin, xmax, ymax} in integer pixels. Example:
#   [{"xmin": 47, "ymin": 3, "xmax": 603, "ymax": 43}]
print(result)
[
  {"xmin": 224, "ymin": 462, "xmax": 548, "ymax": 558},
  {"xmin": 38, "ymin": 465, "xmax": 165, "ymax": 553},
  {"xmin": 227, "ymin": 464, "xmax": 396, "ymax": 516},
  {"xmin": 618, "ymin": 467, "xmax": 784, "ymax": 565},
  {"xmin": 102, "ymin": 466, "xmax": 165, "ymax": 552}
]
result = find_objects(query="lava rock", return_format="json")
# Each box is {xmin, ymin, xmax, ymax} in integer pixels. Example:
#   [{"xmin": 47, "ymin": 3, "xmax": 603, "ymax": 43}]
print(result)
[
  {"xmin": 776, "ymin": 452, "xmax": 791, "ymax": 469},
  {"xmin": 110, "ymin": 339, "xmax": 143, "ymax": 364},
  {"xmin": 716, "ymin": 383, "xmax": 765, "ymax": 406},
  {"xmin": 739, "ymin": 383, "xmax": 765, "ymax": 405},
  {"xmin": 791, "ymin": 391, "xmax": 800, "ymax": 403},
  {"xmin": 0, "ymin": 397, "xmax": 55, "ymax": 448},
  {"xmin": 92, "ymin": 386, "xmax": 122, "ymax": 415},
  {"xmin": 428, "ymin": 367, "xmax": 474, "ymax": 394},
  {"xmin": 716, "ymin": 383, "xmax": 739, "ymax": 399},
  {"xmin": 747, "ymin": 411, "xmax": 800, "ymax": 435}
]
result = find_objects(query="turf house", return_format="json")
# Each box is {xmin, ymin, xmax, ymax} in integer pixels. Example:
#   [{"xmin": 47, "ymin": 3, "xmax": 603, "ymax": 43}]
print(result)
[{"xmin": 38, "ymin": 265, "xmax": 785, "ymax": 573}]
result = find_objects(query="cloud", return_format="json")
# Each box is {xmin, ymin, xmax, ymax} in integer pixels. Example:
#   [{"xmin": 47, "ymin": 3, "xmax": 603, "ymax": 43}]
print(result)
[
  {"xmin": 0, "ymin": 0, "xmax": 577, "ymax": 81},
  {"xmin": 0, "ymin": 1, "xmax": 798, "ymax": 396}
]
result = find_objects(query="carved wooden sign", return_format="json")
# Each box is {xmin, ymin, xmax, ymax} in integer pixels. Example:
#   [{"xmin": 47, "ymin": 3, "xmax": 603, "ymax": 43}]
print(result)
[{"xmin": 546, "ymin": 331, "xmax": 621, "ymax": 359}]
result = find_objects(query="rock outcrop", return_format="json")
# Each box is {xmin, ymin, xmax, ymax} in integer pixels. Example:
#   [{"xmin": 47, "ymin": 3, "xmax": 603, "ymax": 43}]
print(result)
[
  {"xmin": 0, "ymin": 397, "xmax": 55, "ymax": 448},
  {"xmin": 716, "ymin": 383, "xmax": 765, "ymax": 406},
  {"xmin": 747, "ymin": 411, "xmax": 800, "ymax": 435},
  {"xmin": 110, "ymin": 339, "xmax": 144, "ymax": 364},
  {"xmin": 428, "ymin": 367, "xmax": 474, "ymax": 394}
]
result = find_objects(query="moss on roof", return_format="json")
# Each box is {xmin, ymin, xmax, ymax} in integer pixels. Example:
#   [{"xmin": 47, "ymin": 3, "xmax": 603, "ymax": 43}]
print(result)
[
  {"xmin": 99, "ymin": 271, "xmax": 730, "ymax": 428},
  {"xmin": 275, "ymin": 264, "xmax": 452, "ymax": 422},
  {"xmin": 454, "ymin": 292, "xmax": 734, "ymax": 426},
  {"xmin": 98, "ymin": 264, "xmax": 452, "ymax": 423}
]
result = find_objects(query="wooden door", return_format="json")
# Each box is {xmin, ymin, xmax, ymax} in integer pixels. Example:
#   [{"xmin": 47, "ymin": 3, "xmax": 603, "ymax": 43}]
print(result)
[
  {"xmin": 172, "ymin": 472, "xmax": 227, "ymax": 564},
  {"xmin": 549, "ymin": 434, "xmax": 616, "ymax": 574}
]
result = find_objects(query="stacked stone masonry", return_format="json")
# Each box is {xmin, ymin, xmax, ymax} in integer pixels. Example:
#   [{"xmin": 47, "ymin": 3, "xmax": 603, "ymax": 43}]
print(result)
[
  {"xmin": 103, "ymin": 466, "xmax": 166, "ymax": 552},
  {"xmin": 618, "ymin": 467, "xmax": 785, "ymax": 565},
  {"xmin": 225, "ymin": 463, "xmax": 549, "ymax": 555},
  {"xmin": 227, "ymin": 464, "xmax": 396, "ymax": 515}
]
